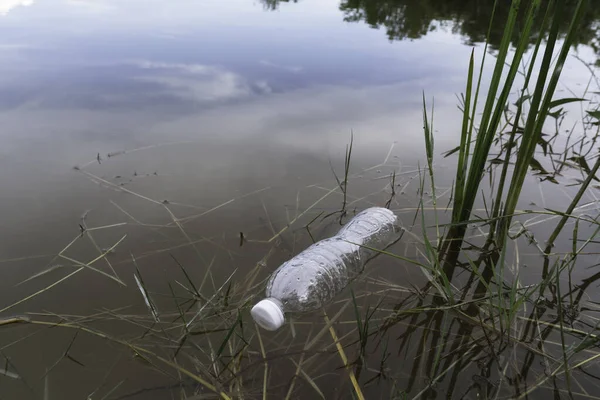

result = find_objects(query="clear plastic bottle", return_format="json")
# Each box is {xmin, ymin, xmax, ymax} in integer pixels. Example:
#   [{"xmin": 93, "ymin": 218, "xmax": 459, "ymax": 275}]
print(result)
[{"xmin": 251, "ymin": 207, "xmax": 400, "ymax": 330}]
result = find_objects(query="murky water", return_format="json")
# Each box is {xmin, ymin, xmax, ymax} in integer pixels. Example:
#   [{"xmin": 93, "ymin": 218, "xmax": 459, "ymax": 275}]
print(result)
[{"xmin": 1, "ymin": 0, "xmax": 600, "ymax": 398}]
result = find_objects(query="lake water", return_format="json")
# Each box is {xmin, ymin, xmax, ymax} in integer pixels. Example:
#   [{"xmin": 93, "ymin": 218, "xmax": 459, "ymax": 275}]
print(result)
[{"xmin": 1, "ymin": 0, "xmax": 600, "ymax": 399}]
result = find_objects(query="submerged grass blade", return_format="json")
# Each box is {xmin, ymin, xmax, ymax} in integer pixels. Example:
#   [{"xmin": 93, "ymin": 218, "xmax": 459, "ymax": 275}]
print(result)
[
  {"xmin": 324, "ymin": 311, "xmax": 365, "ymax": 400},
  {"xmin": 132, "ymin": 254, "xmax": 160, "ymax": 323}
]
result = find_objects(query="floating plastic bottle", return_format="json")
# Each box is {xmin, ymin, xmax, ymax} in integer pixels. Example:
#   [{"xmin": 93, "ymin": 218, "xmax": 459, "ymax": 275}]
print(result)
[{"xmin": 251, "ymin": 207, "xmax": 400, "ymax": 330}]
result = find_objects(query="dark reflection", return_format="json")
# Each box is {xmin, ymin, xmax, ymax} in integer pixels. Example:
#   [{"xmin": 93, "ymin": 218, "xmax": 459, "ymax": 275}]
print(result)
[
  {"xmin": 339, "ymin": 0, "xmax": 600, "ymax": 51},
  {"xmin": 264, "ymin": 0, "xmax": 600, "ymax": 59},
  {"xmin": 261, "ymin": 0, "xmax": 299, "ymax": 10}
]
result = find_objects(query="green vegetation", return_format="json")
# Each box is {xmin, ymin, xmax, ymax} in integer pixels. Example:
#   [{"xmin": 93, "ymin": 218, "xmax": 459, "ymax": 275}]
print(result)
[{"xmin": 2, "ymin": 0, "xmax": 600, "ymax": 398}]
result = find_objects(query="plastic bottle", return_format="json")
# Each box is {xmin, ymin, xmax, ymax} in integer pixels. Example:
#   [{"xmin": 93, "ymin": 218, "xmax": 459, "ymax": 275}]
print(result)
[{"xmin": 251, "ymin": 207, "xmax": 400, "ymax": 330}]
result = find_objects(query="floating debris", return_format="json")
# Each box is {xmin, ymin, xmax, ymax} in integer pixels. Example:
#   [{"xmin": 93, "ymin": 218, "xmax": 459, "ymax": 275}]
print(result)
[
  {"xmin": 107, "ymin": 150, "xmax": 126, "ymax": 158},
  {"xmin": 0, "ymin": 368, "xmax": 20, "ymax": 380}
]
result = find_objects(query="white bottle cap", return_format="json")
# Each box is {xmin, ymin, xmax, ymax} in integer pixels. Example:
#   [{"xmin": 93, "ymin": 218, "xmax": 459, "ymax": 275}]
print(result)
[{"xmin": 251, "ymin": 298, "xmax": 285, "ymax": 331}]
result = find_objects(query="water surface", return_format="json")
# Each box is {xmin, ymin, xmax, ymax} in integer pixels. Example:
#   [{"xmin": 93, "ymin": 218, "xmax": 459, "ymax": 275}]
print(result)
[{"xmin": 1, "ymin": 0, "xmax": 600, "ymax": 398}]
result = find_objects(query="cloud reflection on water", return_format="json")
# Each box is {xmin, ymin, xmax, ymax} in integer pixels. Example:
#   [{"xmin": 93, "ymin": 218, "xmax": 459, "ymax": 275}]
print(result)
[{"xmin": 0, "ymin": 0, "xmax": 32, "ymax": 16}]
